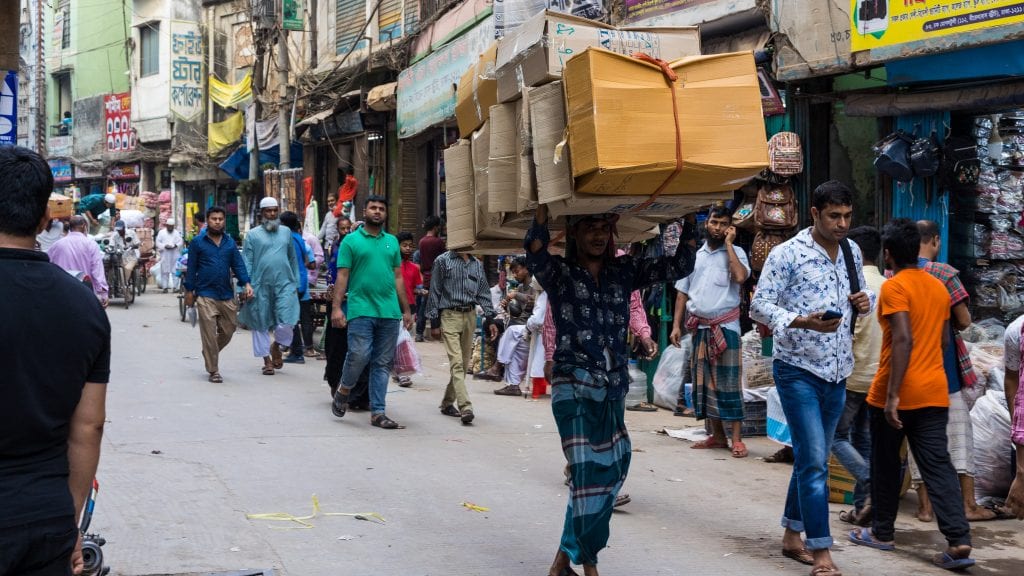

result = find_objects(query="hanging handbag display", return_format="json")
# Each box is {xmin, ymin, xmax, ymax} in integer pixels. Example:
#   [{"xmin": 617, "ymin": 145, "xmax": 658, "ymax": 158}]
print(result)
[
  {"xmin": 754, "ymin": 184, "xmax": 798, "ymax": 230},
  {"xmin": 750, "ymin": 229, "xmax": 789, "ymax": 271},
  {"xmin": 873, "ymin": 130, "xmax": 915, "ymax": 182}
]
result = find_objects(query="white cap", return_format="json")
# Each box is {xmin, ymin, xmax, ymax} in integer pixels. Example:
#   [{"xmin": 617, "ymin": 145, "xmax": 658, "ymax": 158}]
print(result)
[
  {"xmin": 259, "ymin": 197, "xmax": 279, "ymax": 209},
  {"xmin": 166, "ymin": 218, "xmax": 176, "ymax": 226},
  {"xmin": 104, "ymin": 193, "xmax": 116, "ymax": 204}
]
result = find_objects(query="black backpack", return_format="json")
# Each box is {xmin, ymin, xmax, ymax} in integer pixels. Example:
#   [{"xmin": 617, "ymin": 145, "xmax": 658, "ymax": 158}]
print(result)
[
  {"xmin": 942, "ymin": 136, "xmax": 981, "ymax": 189},
  {"xmin": 910, "ymin": 130, "xmax": 941, "ymax": 178},
  {"xmin": 873, "ymin": 130, "xmax": 914, "ymax": 183}
]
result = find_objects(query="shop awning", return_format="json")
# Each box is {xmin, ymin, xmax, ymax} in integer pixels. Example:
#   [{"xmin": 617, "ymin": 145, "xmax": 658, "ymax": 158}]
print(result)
[
  {"xmin": 367, "ymin": 82, "xmax": 397, "ymax": 111},
  {"xmin": 844, "ymin": 80, "xmax": 1024, "ymax": 117},
  {"xmin": 296, "ymin": 108, "xmax": 336, "ymax": 128}
]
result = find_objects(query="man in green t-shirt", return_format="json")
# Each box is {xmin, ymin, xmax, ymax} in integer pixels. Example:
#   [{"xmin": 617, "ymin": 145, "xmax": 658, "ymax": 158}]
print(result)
[{"xmin": 330, "ymin": 195, "xmax": 414, "ymax": 429}]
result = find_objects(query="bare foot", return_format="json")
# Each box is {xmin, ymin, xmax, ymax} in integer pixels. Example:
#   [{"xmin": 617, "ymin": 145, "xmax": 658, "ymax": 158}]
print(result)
[
  {"xmin": 965, "ymin": 506, "xmax": 997, "ymax": 521},
  {"xmin": 548, "ymin": 550, "xmax": 574, "ymax": 576},
  {"xmin": 916, "ymin": 508, "xmax": 934, "ymax": 522},
  {"xmin": 582, "ymin": 564, "xmax": 599, "ymax": 576},
  {"xmin": 782, "ymin": 528, "xmax": 805, "ymax": 553}
]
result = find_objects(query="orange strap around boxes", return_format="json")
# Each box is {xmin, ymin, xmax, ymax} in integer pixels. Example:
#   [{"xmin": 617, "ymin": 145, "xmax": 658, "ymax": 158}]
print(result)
[{"xmin": 631, "ymin": 53, "xmax": 683, "ymax": 212}]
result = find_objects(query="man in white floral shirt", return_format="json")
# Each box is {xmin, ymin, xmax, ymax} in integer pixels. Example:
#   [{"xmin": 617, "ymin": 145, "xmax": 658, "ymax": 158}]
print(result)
[{"xmin": 751, "ymin": 181, "xmax": 874, "ymax": 576}]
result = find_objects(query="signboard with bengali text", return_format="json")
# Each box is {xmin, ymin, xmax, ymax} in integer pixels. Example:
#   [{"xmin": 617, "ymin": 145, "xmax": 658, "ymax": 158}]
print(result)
[
  {"xmin": 170, "ymin": 21, "xmax": 204, "ymax": 121},
  {"xmin": 851, "ymin": 0, "xmax": 1024, "ymax": 51}
]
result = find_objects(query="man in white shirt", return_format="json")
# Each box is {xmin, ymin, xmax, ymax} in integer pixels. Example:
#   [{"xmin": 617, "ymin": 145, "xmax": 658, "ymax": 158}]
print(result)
[
  {"xmin": 670, "ymin": 206, "xmax": 750, "ymax": 457},
  {"xmin": 156, "ymin": 219, "xmax": 183, "ymax": 292}
]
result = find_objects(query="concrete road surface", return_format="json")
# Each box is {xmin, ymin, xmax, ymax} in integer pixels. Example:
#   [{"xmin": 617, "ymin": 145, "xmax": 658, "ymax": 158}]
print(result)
[{"xmin": 93, "ymin": 293, "xmax": 1023, "ymax": 575}]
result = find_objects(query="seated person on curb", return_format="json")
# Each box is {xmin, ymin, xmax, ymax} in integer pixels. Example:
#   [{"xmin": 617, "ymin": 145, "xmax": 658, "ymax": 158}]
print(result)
[{"xmin": 492, "ymin": 257, "xmax": 539, "ymax": 396}]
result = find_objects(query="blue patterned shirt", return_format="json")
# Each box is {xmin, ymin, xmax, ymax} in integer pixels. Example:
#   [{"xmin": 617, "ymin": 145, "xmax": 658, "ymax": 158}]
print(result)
[
  {"xmin": 750, "ymin": 227, "xmax": 876, "ymax": 383},
  {"xmin": 524, "ymin": 219, "xmax": 696, "ymax": 400}
]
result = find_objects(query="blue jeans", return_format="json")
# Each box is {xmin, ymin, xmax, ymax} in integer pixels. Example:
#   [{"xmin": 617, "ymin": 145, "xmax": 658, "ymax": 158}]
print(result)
[
  {"xmin": 831, "ymin": 389, "xmax": 872, "ymax": 511},
  {"xmin": 773, "ymin": 360, "xmax": 847, "ymax": 550},
  {"xmin": 341, "ymin": 316, "xmax": 400, "ymax": 415}
]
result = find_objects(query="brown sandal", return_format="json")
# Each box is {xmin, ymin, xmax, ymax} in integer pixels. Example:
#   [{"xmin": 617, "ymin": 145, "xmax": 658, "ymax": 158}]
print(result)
[
  {"xmin": 208, "ymin": 372, "xmax": 223, "ymax": 383},
  {"xmin": 782, "ymin": 547, "xmax": 814, "ymax": 565}
]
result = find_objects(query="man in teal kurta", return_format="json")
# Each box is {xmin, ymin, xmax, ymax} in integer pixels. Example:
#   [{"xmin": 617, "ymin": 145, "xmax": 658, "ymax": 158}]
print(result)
[
  {"xmin": 239, "ymin": 197, "xmax": 299, "ymax": 375},
  {"xmin": 329, "ymin": 195, "xmax": 414, "ymax": 429}
]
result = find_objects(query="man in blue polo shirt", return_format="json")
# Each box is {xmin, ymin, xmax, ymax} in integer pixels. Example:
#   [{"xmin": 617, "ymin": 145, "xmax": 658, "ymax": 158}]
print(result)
[{"xmin": 184, "ymin": 206, "xmax": 253, "ymax": 383}]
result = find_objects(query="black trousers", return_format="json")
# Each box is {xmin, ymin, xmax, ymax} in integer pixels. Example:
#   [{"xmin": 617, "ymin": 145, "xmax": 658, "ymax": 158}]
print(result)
[
  {"xmin": 869, "ymin": 406, "xmax": 971, "ymax": 547},
  {"xmin": 291, "ymin": 299, "xmax": 314, "ymax": 354},
  {"xmin": 323, "ymin": 301, "xmax": 369, "ymax": 407},
  {"xmin": 0, "ymin": 515, "xmax": 76, "ymax": 576},
  {"xmin": 415, "ymin": 294, "xmax": 439, "ymax": 336}
]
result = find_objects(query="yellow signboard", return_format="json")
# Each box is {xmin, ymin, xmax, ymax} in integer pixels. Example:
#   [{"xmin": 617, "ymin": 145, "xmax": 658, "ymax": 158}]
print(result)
[{"xmin": 851, "ymin": 0, "xmax": 1024, "ymax": 51}]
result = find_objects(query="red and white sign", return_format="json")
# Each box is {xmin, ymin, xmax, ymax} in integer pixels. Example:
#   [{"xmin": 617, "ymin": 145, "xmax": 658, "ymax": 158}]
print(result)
[{"xmin": 104, "ymin": 92, "xmax": 135, "ymax": 152}]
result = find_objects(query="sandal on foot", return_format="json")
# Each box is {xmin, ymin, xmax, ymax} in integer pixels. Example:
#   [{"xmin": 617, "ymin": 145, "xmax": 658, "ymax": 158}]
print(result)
[
  {"xmin": 810, "ymin": 567, "xmax": 842, "ymax": 576},
  {"xmin": 782, "ymin": 547, "xmax": 814, "ymax": 565},
  {"xmin": 440, "ymin": 405, "xmax": 462, "ymax": 418},
  {"xmin": 262, "ymin": 365, "xmax": 275, "ymax": 376},
  {"xmin": 932, "ymin": 551, "xmax": 975, "ymax": 571},
  {"xmin": 847, "ymin": 528, "xmax": 895, "ymax": 551},
  {"xmin": 371, "ymin": 414, "xmax": 405, "ymax": 429},
  {"xmin": 208, "ymin": 372, "xmax": 223, "ymax": 383},
  {"xmin": 691, "ymin": 438, "xmax": 729, "ymax": 450},
  {"xmin": 731, "ymin": 440, "xmax": 748, "ymax": 458},
  {"xmin": 838, "ymin": 509, "xmax": 859, "ymax": 524},
  {"xmin": 764, "ymin": 447, "xmax": 794, "ymax": 463},
  {"xmin": 614, "ymin": 493, "xmax": 631, "ymax": 508},
  {"xmin": 331, "ymin": 391, "xmax": 349, "ymax": 418}
]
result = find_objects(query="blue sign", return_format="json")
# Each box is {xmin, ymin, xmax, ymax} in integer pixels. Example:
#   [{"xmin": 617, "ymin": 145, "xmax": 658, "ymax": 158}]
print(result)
[{"xmin": 0, "ymin": 71, "xmax": 17, "ymax": 146}]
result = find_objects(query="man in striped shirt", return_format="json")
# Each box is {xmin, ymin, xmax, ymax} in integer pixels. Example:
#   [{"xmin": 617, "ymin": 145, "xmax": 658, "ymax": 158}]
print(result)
[{"xmin": 424, "ymin": 249, "xmax": 499, "ymax": 425}]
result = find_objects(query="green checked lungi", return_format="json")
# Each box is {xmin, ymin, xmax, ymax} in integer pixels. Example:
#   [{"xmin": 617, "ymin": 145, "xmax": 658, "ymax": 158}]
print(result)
[
  {"xmin": 691, "ymin": 327, "xmax": 744, "ymax": 422},
  {"xmin": 551, "ymin": 373, "xmax": 631, "ymax": 566}
]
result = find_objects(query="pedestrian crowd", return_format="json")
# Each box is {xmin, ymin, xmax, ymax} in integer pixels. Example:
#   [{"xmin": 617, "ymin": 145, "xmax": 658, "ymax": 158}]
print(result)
[{"xmin": 3, "ymin": 143, "xmax": 1023, "ymax": 576}]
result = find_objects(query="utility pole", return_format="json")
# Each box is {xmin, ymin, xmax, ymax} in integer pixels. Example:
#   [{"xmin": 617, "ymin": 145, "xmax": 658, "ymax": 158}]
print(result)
[
  {"xmin": 277, "ymin": 27, "xmax": 290, "ymax": 171},
  {"xmin": 35, "ymin": 0, "xmax": 45, "ymax": 155}
]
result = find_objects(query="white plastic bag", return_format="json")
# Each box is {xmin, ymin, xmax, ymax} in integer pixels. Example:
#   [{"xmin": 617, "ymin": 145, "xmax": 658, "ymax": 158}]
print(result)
[
  {"xmin": 652, "ymin": 339, "xmax": 691, "ymax": 410},
  {"xmin": 970, "ymin": 391, "xmax": 1014, "ymax": 500},
  {"xmin": 767, "ymin": 386, "xmax": 791, "ymax": 447},
  {"xmin": 393, "ymin": 325, "xmax": 421, "ymax": 376}
]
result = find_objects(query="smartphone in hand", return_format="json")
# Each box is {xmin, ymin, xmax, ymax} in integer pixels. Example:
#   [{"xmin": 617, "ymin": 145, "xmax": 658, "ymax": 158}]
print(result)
[{"xmin": 821, "ymin": 309, "xmax": 843, "ymax": 321}]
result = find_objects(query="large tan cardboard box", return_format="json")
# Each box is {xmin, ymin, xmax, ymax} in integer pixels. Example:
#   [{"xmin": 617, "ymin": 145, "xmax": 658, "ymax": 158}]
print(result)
[
  {"xmin": 564, "ymin": 48, "xmax": 769, "ymax": 196},
  {"xmin": 442, "ymin": 141, "xmax": 475, "ymax": 250},
  {"xmin": 471, "ymin": 121, "xmax": 522, "ymax": 242},
  {"xmin": 455, "ymin": 43, "xmax": 499, "ymax": 139},
  {"xmin": 495, "ymin": 11, "xmax": 701, "ymax": 103},
  {"xmin": 548, "ymin": 192, "xmax": 730, "ymax": 219},
  {"xmin": 529, "ymin": 81, "xmax": 573, "ymax": 204},
  {"xmin": 48, "ymin": 193, "xmax": 73, "ymax": 219},
  {"xmin": 488, "ymin": 102, "xmax": 520, "ymax": 214},
  {"xmin": 518, "ymin": 95, "xmax": 537, "ymax": 212}
]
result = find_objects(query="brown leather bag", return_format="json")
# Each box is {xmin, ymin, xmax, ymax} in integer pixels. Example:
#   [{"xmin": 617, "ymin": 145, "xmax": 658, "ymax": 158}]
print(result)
[
  {"xmin": 755, "ymin": 184, "xmax": 797, "ymax": 230},
  {"xmin": 750, "ymin": 229, "xmax": 788, "ymax": 271}
]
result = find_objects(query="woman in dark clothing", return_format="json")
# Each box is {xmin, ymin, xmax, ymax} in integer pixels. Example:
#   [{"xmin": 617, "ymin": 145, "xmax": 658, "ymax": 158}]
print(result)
[{"xmin": 323, "ymin": 217, "xmax": 370, "ymax": 409}]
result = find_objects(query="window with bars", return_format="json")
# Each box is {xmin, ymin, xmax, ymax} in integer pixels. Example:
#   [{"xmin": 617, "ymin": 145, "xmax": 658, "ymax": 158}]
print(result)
[
  {"xmin": 59, "ymin": 0, "xmax": 70, "ymax": 49},
  {"xmin": 140, "ymin": 22, "xmax": 159, "ymax": 77}
]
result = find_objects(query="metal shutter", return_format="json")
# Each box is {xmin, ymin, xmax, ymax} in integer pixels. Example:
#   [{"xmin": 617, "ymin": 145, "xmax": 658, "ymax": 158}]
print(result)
[{"xmin": 336, "ymin": 0, "xmax": 367, "ymax": 55}]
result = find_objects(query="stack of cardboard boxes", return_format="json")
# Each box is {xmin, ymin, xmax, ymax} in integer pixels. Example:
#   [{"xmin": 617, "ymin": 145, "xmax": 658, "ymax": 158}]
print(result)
[{"xmin": 445, "ymin": 10, "xmax": 770, "ymax": 252}]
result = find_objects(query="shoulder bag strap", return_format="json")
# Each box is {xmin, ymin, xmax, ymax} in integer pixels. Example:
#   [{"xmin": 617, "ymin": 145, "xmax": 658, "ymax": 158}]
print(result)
[{"xmin": 840, "ymin": 238, "xmax": 859, "ymax": 335}]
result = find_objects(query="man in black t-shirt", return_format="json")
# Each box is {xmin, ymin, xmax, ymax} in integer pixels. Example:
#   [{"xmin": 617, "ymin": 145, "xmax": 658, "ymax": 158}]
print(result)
[{"xmin": 0, "ymin": 146, "xmax": 111, "ymax": 576}]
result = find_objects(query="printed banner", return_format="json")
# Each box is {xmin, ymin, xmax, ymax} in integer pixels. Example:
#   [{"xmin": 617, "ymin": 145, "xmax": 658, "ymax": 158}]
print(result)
[
  {"xmin": 624, "ymin": 0, "xmax": 712, "ymax": 25},
  {"xmin": 0, "ymin": 70, "xmax": 17, "ymax": 146},
  {"xmin": 851, "ymin": 0, "xmax": 1024, "ymax": 51},
  {"xmin": 283, "ymin": 0, "xmax": 303, "ymax": 31},
  {"xmin": 397, "ymin": 16, "xmax": 495, "ymax": 138},
  {"xmin": 170, "ymin": 21, "xmax": 204, "ymax": 121},
  {"xmin": 104, "ymin": 92, "xmax": 135, "ymax": 152},
  {"xmin": 49, "ymin": 159, "xmax": 73, "ymax": 183}
]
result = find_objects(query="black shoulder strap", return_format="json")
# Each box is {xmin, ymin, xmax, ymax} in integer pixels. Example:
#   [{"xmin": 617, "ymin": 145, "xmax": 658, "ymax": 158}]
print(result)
[{"xmin": 840, "ymin": 238, "xmax": 859, "ymax": 335}]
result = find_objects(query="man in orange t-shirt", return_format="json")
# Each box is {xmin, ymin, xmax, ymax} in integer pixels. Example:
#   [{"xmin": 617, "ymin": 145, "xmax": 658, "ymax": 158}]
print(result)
[{"xmin": 848, "ymin": 219, "xmax": 974, "ymax": 571}]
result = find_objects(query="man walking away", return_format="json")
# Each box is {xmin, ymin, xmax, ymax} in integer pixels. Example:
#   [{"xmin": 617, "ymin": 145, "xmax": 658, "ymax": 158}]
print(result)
[
  {"xmin": 239, "ymin": 197, "xmax": 300, "ymax": 376},
  {"xmin": 849, "ymin": 218, "xmax": 975, "ymax": 571},
  {"xmin": 0, "ymin": 146, "xmax": 110, "ymax": 576},
  {"xmin": 330, "ymin": 196, "xmax": 414, "ymax": 429},
  {"xmin": 833, "ymin": 226, "xmax": 884, "ymax": 527},
  {"xmin": 912, "ymin": 220, "xmax": 997, "ymax": 522},
  {"xmin": 184, "ymin": 206, "xmax": 253, "ymax": 383},
  {"xmin": 50, "ymin": 215, "xmax": 109, "ymax": 306},
  {"xmin": 417, "ymin": 215, "xmax": 446, "ymax": 341},
  {"xmin": 280, "ymin": 211, "xmax": 316, "ymax": 364},
  {"xmin": 527, "ymin": 205, "xmax": 696, "ymax": 576},
  {"xmin": 156, "ymin": 218, "xmax": 183, "ymax": 292},
  {"xmin": 750, "ymin": 181, "xmax": 873, "ymax": 576},
  {"xmin": 669, "ymin": 206, "xmax": 750, "ymax": 458},
  {"xmin": 424, "ymin": 245, "xmax": 499, "ymax": 425}
]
